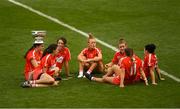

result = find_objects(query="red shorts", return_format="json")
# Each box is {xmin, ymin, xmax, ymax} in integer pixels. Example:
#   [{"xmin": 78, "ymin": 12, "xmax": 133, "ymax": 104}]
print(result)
[
  {"xmin": 46, "ymin": 67, "xmax": 56, "ymax": 77},
  {"xmin": 112, "ymin": 76, "xmax": 120, "ymax": 85},
  {"xmin": 126, "ymin": 76, "xmax": 141, "ymax": 84},
  {"xmin": 25, "ymin": 72, "xmax": 30, "ymax": 81},
  {"xmin": 112, "ymin": 76, "xmax": 132, "ymax": 85},
  {"xmin": 112, "ymin": 76, "xmax": 141, "ymax": 85},
  {"xmin": 47, "ymin": 70, "xmax": 55, "ymax": 77},
  {"xmin": 144, "ymin": 68, "xmax": 150, "ymax": 78},
  {"xmin": 33, "ymin": 68, "xmax": 43, "ymax": 80}
]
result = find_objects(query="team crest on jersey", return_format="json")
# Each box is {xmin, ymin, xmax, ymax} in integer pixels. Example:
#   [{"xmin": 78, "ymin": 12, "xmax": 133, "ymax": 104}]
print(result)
[{"xmin": 56, "ymin": 56, "xmax": 64, "ymax": 63}]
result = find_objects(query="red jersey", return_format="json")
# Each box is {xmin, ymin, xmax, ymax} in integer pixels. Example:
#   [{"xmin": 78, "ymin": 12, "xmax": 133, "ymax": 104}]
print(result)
[
  {"xmin": 143, "ymin": 53, "xmax": 158, "ymax": 77},
  {"xmin": 82, "ymin": 47, "xmax": 101, "ymax": 59},
  {"xmin": 24, "ymin": 49, "xmax": 42, "ymax": 80},
  {"xmin": 56, "ymin": 47, "xmax": 71, "ymax": 70},
  {"xmin": 39, "ymin": 54, "xmax": 57, "ymax": 76},
  {"xmin": 119, "ymin": 55, "xmax": 142, "ymax": 82},
  {"xmin": 112, "ymin": 51, "xmax": 126, "ymax": 64}
]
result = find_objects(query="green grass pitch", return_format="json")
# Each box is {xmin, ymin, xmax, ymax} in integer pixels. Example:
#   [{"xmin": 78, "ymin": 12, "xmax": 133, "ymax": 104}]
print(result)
[{"xmin": 0, "ymin": 0, "xmax": 179, "ymax": 108}]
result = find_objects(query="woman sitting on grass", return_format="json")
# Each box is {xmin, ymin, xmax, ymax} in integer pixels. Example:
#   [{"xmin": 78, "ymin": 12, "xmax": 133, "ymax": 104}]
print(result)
[
  {"xmin": 24, "ymin": 40, "xmax": 44, "ymax": 81},
  {"xmin": 77, "ymin": 33, "xmax": 104, "ymax": 78},
  {"xmin": 143, "ymin": 44, "xmax": 165, "ymax": 85},
  {"xmin": 84, "ymin": 48, "xmax": 148, "ymax": 88},
  {"xmin": 21, "ymin": 44, "xmax": 60, "ymax": 88}
]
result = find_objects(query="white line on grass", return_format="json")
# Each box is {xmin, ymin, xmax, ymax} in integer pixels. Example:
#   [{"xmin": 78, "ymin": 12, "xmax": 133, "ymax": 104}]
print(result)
[{"xmin": 8, "ymin": 0, "xmax": 180, "ymax": 83}]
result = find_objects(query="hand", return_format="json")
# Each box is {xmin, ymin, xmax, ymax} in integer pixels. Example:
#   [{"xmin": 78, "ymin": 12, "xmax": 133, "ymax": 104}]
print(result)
[
  {"xmin": 83, "ymin": 59, "xmax": 91, "ymax": 63},
  {"xmin": 82, "ymin": 59, "xmax": 90, "ymax": 63},
  {"xmin": 82, "ymin": 59, "xmax": 88, "ymax": 63}
]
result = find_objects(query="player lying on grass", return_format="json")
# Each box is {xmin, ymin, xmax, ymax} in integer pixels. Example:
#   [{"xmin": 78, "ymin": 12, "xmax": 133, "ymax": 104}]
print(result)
[
  {"xmin": 21, "ymin": 44, "xmax": 60, "ymax": 88},
  {"xmin": 77, "ymin": 33, "xmax": 104, "ymax": 78},
  {"xmin": 104, "ymin": 38, "xmax": 127, "ymax": 74},
  {"xmin": 56, "ymin": 37, "xmax": 72, "ymax": 80},
  {"xmin": 84, "ymin": 48, "xmax": 148, "ymax": 88},
  {"xmin": 143, "ymin": 44, "xmax": 165, "ymax": 85}
]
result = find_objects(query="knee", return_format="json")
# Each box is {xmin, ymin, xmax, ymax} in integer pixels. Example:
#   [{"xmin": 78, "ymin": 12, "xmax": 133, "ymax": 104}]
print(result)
[
  {"xmin": 55, "ymin": 67, "xmax": 60, "ymax": 73},
  {"xmin": 99, "ymin": 64, "xmax": 104, "ymax": 72},
  {"xmin": 49, "ymin": 78, "xmax": 55, "ymax": 84},
  {"xmin": 102, "ymin": 76, "xmax": 107, "ymax": 82},
  {"xmin": 112, "ymin": 65, "xmax": 119, "ymax": 70}
]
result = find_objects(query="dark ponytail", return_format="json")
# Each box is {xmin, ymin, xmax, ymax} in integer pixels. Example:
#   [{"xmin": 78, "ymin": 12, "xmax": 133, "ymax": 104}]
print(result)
[
  {"xmin": 125, "ymin": 48, "xmax": 134, "ymax": 57},
  {"xmin": 42, "ymin": 44, "xmax": 57, "ymax": 58},
  {"xmin": 24, "ymin": 44, "xmax": 42, "ymax": 59}
]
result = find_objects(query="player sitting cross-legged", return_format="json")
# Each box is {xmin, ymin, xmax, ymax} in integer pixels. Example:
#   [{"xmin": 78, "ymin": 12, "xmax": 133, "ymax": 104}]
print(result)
[{"xmin": 77, "ymin": 33, "xmax": 104, "ymax": 78}]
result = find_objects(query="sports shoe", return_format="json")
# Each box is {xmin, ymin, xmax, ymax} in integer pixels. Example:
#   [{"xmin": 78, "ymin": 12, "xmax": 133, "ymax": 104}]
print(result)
[
  {"xmin": 77, "ymin": 74, "xmax": 83, "ymax": 78},
  {"xmin": 54, "ymin": 76, "xmax": 62, "ymax": 81},
  {"xmin": 21, "ymin": 81, "xmax": 31, "ymax": 88},
  {"xmin": 84, "ymin": 72, "xmax": 92, "ymax": 81}
]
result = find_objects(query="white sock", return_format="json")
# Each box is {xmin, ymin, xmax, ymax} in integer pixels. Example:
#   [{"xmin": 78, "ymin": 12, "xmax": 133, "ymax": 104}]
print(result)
[
  {"xmin": 91, "ymin": 77, "xmax": 94, "ymax": 80},
  {"xmin": 87, "ymin": 71, "xmax": 91, "ymax": 74},
  {"xmin": 79, "ymin": 71, "xmax": 83, "ymax": 76}
]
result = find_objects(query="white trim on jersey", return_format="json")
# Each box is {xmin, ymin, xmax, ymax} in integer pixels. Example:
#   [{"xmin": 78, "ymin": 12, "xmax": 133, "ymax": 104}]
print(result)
[
  {"xmin": 134, "ymin": 62, "xmax": 137, "ymax": 75},
  {"xmin": 148, "ymin": 54, "xmax": 152, "ymax": 66},
  {"xmin": 45, "ymin": 54, "xmax": 51, "ymax": 66},
  {"xmin": 95, "ymin": 47, "xmax": 101, "ymax": 54},
  {"xmin": 32, "ymin": 49, "xmax": 36, "ymax": 59}
]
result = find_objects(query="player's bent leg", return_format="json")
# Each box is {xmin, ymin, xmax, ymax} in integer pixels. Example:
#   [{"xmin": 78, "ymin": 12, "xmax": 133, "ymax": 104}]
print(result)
[
  {"xmin": 88, "ymin": 62, "xmax": 97, "ymax": 73},
  {"xmin": 111, "ymin": 65, "xmax": 121, "ymax": 76},
  {"xmin": 155, "ymin": 67, "xmax": 165, "ymax": 80},
  {"xmin": 93, "ymin": 77, "xmax": 105, "ymax": 83},
  {"xmin": 78, "ymin": 61, "xmax": 85, "ymax": 78},
  {"xmin": 53, "ymin": 67, "xmax": 60, "ymax": 77},
  {"xmin": 103, "ymin": 76, "xmax": 118, "ymax": 85},
  {"xmin": 28, "ymin": 71, "xmax": 34, "ymax": 81},
  {"xmin": 31, "ymin": 83, "xmax": 57, "ymax": 87},
  {"xmin": 105, "ymin": 67, "xmax": 115, "ymax": 77},
  {"xmin": 36, "ymin": 73, "xmax": 55, "ymax": 84},
  {"xmin": 53, "ymin": 67, "xmax": 62, "ymax": 81},
  {"xmin": 97, "ymin": 61, "xmax": 104, "ymax": 73}
]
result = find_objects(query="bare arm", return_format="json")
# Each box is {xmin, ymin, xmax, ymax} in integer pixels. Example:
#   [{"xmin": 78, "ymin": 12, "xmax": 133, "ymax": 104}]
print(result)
[
  {"xmin": 119, "ymin": 69, "xmax": 125, "ymax": 88},
  {"xmin": 149, "ymin": 67, "xmax": 157, "ymax": 85},
  {"xmin": 64, "ymin": 61, "xmax": 70, "ymax": 77},
  {"xmin": 140, "ymin": 68, "xmax": 148, "ymax": 86},
  {"xmin": 84, "ymin": 52, "xmax": 102, "ymax": 62},
  {"xmin": 77, "ymin": 51, "xmax": 86, "ymax": 62},
  {"xmin": 155, "ymin": 67, "xmax": 165, "ymax": 80},
  {"xmin": 30, "ymin": 59, "xmax": 38, "ymax": 68}
]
